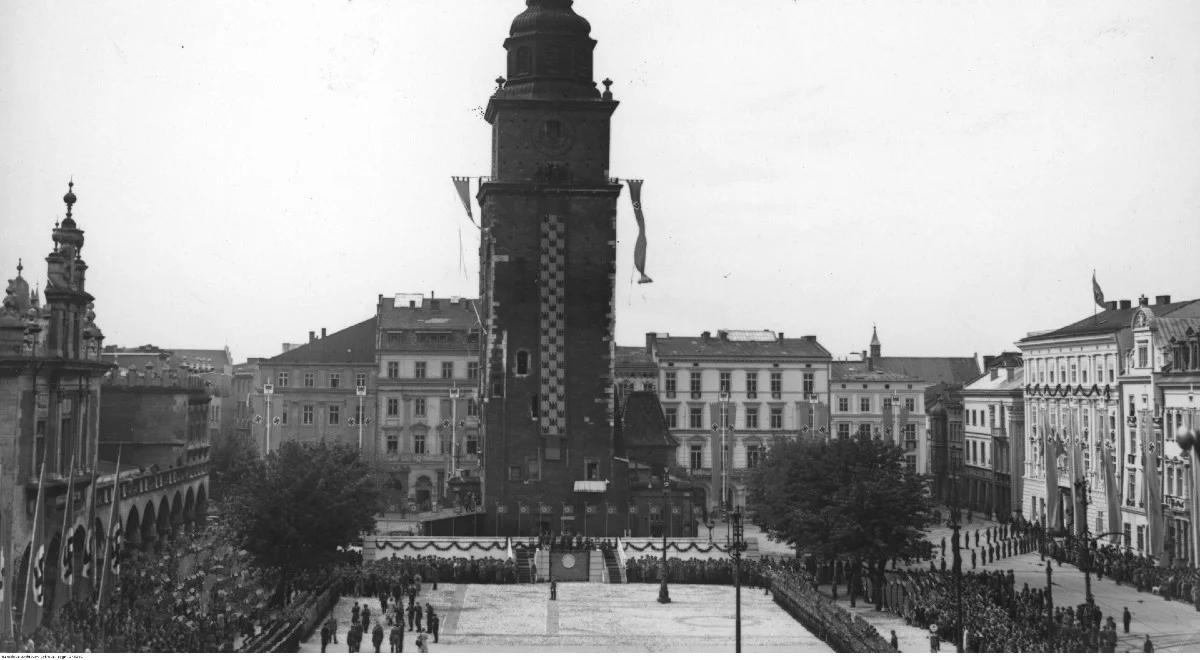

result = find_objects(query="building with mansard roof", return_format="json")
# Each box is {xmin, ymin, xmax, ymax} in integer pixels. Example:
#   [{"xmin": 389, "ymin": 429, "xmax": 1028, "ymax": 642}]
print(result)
[{"xmin": 374, "ymin": 293, "xmax": 481, "ymax": 516}]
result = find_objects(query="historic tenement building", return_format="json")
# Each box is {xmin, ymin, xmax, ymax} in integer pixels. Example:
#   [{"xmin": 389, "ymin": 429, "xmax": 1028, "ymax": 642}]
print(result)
[
  {"xmin": 961, "ymin": 354, "xmax": 1024, "ymax": 521},
  {"xmin": 375, "ymin": 293, "xmax": 481, "ymax": 514},
  {"xmin": 926, "ymin": 384, "xmax": 965, "ymax": 504},
  {"xmin": 1018, "ymin": 294, "xmax": 1199, "ymax": 563},
  {"xmin": 646, "ymin": 330, "xmax": 832, "ymax": 513},
  {"xmin": 1117, "ymin": 296, "xmax": 1200, "ymax": 565},
  {"xmin": 0, "ymin": 184, "xmax": 208, "ymax": 638},
  {"xmin": 833, "ymin": 327, "xmax": 981, "ymax": 477},
  {"xmin": 478, "ymin": 0, "xmax": 630, "ymax": 534},
  {"xmin": 252, "ymin": 321, "xmax": 378, "ymax": 455}
]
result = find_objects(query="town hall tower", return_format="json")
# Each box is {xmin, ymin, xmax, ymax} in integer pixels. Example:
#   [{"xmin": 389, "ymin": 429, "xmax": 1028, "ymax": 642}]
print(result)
[{"xmin": 479, "ymin": 0, "xmax": 626, "ymax": 534}]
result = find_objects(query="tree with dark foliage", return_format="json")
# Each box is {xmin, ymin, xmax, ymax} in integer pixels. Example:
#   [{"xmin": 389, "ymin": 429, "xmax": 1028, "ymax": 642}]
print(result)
[
  {"xmin": 749, "ymin": 433, "xmax": 935, "ymax": 609},
  {"xmin": 225, "ymin": 441, "xmax": 381, "ymax": 605},
  {"xmin": 208, "ymin": 431, "xmax": 260, "ymax": 501}
]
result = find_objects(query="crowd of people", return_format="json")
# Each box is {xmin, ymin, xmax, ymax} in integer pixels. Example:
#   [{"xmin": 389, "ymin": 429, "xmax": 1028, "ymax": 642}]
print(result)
[
  {"xmin": 335, "ymin": 554, "xmax": 522, "ymax": 593},
  {"xmin": 1043, "ymin": 533, "xmax": 1200, "ymax": 608}
]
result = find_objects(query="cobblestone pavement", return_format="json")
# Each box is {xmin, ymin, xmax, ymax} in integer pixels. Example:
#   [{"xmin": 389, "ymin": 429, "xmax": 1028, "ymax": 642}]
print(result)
[{"xmin": 299, "ymin": 583, "xmax": 831, "ymax": 653}]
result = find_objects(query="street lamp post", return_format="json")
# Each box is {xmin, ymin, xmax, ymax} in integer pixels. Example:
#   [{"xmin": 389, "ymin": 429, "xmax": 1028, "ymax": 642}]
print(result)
[
  {"xmin": 263, "ymin": 383, "xmax": 274, "ymax": 456},
  {"xmin": 730, "ymin": 505, "xmax": 748, "ymax": 653},
  {"xmin": 356, "ymin": 384, "xmax": 367, "ymax": 453},
  {"xmin": 658, "ymin": 473, "xmax": 672, "ymax": 604}
]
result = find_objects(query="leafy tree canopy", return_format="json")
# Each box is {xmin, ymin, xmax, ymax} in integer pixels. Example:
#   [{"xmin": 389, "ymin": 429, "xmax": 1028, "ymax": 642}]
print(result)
[
  {"xmin": 208, "ymin": 432, "xmax": 260, "ymax": 501},
  {"xmin": 225, "ymin": 441, "xmax": 380, "ymax": 602},
  {"xmin": 749, "ymin": 435, "xmax": 935, "ymax": 569}
]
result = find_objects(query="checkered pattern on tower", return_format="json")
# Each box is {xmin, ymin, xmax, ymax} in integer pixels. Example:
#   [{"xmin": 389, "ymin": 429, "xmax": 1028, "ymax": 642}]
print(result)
[{"xmin": 539, "ymin": 214, "xmax": 567, "ymax": 435}]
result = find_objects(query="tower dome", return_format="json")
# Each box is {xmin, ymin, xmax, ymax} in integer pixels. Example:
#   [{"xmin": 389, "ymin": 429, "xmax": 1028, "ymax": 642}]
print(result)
[
  {"xmin": 500, "ymin": 0, "xmax": 599, "ymax": 100},
  {"xmin": 509, "ymin": 0, "xmax": 591, "ymax": 39}
]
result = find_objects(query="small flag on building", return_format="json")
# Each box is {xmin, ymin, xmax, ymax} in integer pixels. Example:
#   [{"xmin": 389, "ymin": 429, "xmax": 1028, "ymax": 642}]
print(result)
[
  {"xmin": 1092, "ymin": 271, "xmax": 1105, "ymax": 308},
  {"xmin": 451, "ymin": 177, "xmax": 476, "ymax": 226},
  {"xmin": 563, "ymin": 505, "xmax": 575, "ymax": 515},
  {"xmin": 585, "ymin": 504, "xmax": 597, "ymax": 515}
]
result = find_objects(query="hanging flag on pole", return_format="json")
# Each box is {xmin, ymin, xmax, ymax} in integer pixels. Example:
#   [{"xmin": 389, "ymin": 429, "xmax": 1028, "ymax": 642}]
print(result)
[
  {"xmin": 1142, "ymin": 412, "xmax": 1165, "ymax": 565},
  {"xmin": 1045, "ymin": 429, "xmax": 1063, "ymax": 532},
  {"xmin": 96, "ymin": 449, "xmax": 123, "ymax": 615},
  {"xmin": 77, "ymin": 455, "xmax": 100, "ymax": 599},
  {"xmin": 0, "ymin": 457, "xmax": 12, "ymax": 645},
  {"xmin": 58, "ymin": 453, "xmax": 79, "ymax": 594},
  {"xmin": 1092, "ymin": 271, "xmax": 1105, "ymax": 308},
  {"xmin": 451, "ymin": 177, "xmax": 479, "ymax": 228},
  {"xmin": 626, "ymin": 179, "xmax": 653, "ymax": 284},
  {"xmin": 20, "ymin": 459, "xmax": 49, "ymax": 639}
]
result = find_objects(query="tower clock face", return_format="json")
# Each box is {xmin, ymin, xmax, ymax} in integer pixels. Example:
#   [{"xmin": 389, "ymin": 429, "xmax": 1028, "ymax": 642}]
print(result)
[{"xmin": 532, "ymin": 114, "xmax": 574, "ymax": 156}]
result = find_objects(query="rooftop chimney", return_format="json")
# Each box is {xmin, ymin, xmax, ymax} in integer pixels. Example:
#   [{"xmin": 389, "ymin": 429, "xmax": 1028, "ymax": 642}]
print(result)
[
  {"xmin": 321, "ymin": 327, "xmax": 327, "ymax": 339},
  {"xmin": 431, "ymin": 299, "xmax": 440, "ymax": 311},
  {"xmin": 1106, "ymin": 301, "xmax": 1119, "ymax": 311},
  {"xmin": 1138, "ymin": 294, "xmax": 1149, "ymax": 307},
  {"xmin": 309, "ymin": 330, "xmax": 316, "ymax": 343},
  {"xmin": 1155, "ymin": 294, "xmax": 1172, "ymax": 305},
  {"xmin": 776, "ymin": 332, "xmax": 784, "ymax": 342},
  {"xmin": 1120, "ymin": 300, "xmax": 1132, "ymax": 310},
  {"xmin": 801, "ymin": 335, "xmax": 816, "ymax": 342},
  {"xmin": 645, "ymin": 332, "xmax": 657, "ymax": 353},
  {"xmin": 701, "ymin": 331, "xmax": 711, "ymax": 342}
]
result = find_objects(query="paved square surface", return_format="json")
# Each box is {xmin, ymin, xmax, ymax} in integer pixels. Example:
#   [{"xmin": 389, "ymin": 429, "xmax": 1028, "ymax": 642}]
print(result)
[{"xmin": 301, "ymin": 582, "xmax": 832, "ymax": 653}]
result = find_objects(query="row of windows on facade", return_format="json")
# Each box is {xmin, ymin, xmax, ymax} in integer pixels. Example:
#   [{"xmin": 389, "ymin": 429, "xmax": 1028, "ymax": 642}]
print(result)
[
  {"xmin": 662, "ymin": 371, "xmax": 813, "ymax": 398},
  {"xmin": 832, "ymin": 423, "xmax": 919, "ymax": 443},
  {"xmin": 272, "ymin": 361, "xmax": 480, "ymax": 387},
  {"xmin": 835, "ymin": 396, "xmax": 917, "ymax": 413},
  {"xmin": 268, "ymin": 397, "xmax": 482, "ymax": 425},
  {"xmin": 385, "ymin": 397, "xmax": 480, "ymax": 418},
  {"xmin": 665, "ymin": 405, "xmax": 788, "ymax": 430},
  {"xmin": 965, "ymin": 404, "xmax": 1009, "ymax": 430},
  {"xmin": 1026, "ymin": 353, "xmax": 1117, "ymax": 385},
  {"xmin": 383, "ymin": 434, "xmax": 479, "ymax": 457},
  {"xmin": 384, "ymin": 330, "xmax": 478, "ymax": 347},
  {"xmin": 965, "ymin": 438, "xmax": 1011, "ymax": 473}
]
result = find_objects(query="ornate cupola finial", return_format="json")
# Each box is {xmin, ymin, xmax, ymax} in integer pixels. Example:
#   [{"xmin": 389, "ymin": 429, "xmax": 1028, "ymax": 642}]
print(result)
[
  {"xmin": 16, "ymin": 258, "xmax": 22, "ymax": 276},
  {"xmin": 64, "ymin": 179, "xmax": 77, "ymax": 217}
]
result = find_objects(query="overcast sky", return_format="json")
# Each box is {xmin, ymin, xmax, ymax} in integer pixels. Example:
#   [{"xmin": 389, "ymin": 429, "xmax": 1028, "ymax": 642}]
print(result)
[{"xmin": 3, "ymin": 0, "xmax": 1198, "ymax": 363}]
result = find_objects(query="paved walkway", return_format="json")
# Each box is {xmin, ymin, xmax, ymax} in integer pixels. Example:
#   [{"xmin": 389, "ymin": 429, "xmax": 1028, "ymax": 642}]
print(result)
[{"xmin": 299, "ymin": 583, "xmax": 832, "ymax": 653}]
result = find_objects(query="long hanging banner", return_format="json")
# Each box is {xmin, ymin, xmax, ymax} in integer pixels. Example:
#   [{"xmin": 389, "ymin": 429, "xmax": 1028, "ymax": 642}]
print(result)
[
  {"xmin": 1142, "ymin": 412, "xmax": 1164, "ymax": 564},
  {"xmin": 0, "ymin": 458, "xmax": 11, "ymax": 645},
  {"xmin": 1191, "ymin": 410, "xmax": 1200, "ymax": 569},
  {"xmin": 1045, "ymin": 427, "xmax": 1062, "ymax": 532},
  {"xmin": 20, "ymin": 460, "xmax": 49, "ymax": 639},
  {"xmin": 1068, "ymin": 409, "xmax": 1085, "ymax": 536},
  {"xmin": 1101, "ymin": 437, "xmax": 1120, "ymax": 540},
  {"xmin": 96, "ymin": 449, "xmax": 123, "ymax": 615},
  {"xmin": 58, "ymin": 453, "xmax": 78, "ymax": 595},
  {"xmin": 625, "ymin": 179, "xmax": 653, "ymax": 284}
]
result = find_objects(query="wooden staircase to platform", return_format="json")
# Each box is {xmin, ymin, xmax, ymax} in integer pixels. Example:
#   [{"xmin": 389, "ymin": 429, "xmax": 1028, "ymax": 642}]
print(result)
[
  {"xmin": 601, "ymin": 546, "xmax": 624, "ymax": 583},
  {"xmin": 514, "ymin": 546, "xmax": 536, "ymax": 583}
]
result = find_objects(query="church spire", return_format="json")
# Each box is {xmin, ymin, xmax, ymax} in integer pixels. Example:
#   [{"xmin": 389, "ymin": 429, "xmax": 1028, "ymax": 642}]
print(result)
[{"xmin": 869, "ymin": 324, "xmax": 881, "ymax": 359}]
